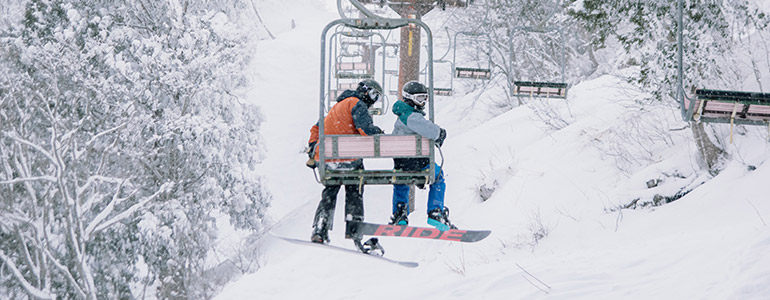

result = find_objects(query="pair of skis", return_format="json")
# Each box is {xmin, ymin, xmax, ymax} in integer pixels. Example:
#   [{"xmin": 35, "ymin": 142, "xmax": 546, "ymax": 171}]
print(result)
[{"xmin": 274, "ymin": 221, "xmax": 491, "ymax": 268}]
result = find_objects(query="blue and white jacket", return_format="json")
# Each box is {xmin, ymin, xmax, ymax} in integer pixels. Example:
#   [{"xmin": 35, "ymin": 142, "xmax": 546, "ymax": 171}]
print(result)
[{"xmin": 391, "ymin": 100, "xmax": 440, "ymax": 170}]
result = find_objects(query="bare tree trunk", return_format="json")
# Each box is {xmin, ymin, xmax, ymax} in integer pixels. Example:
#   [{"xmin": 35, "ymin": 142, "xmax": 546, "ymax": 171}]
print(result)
[{"xmin": 690, "ymin": 122, "xmax": 725, "ymax": 175}]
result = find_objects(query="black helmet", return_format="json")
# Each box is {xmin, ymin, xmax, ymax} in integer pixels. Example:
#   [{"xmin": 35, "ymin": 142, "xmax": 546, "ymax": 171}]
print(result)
[
  {"xmin": 402, "ymin": 80, "xmax": 428, "ymax": 110},
  {"xmin": 357, "ymin": 79, "xmax": 383, "ymax": 106}
]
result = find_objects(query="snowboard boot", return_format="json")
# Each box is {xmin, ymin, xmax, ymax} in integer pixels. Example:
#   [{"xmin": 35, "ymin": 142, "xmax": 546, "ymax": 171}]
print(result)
[
  {"xmin": 427, "ymin": 207, "xmax": 458, "ymax": 231},
  {"xmin": 345, "ymin": 215, "xmax": 364, "ymax": 240},
  {"xmin": 389, "ymin": 202, "xmax": 409, "ymax": 226},
  {"xmin": 353, "ymin": 237, "xmax": 385, "ymax": 256},
  {"xmin": 310, "ymin": 216, "xmax": 330, "ymax": 244}
]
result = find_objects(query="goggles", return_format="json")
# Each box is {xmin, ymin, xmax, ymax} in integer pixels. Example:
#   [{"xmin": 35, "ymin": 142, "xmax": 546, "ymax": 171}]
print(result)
[
  {"xmin": 404, "ymin": 93, "xmax": 428, "ymax": 107},
  {"xmin": 368, "ymin": 88, "xmax": 380, "ymax": 103}
]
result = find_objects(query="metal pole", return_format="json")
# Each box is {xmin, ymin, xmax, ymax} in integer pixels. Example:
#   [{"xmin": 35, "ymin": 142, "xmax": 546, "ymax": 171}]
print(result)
[
  {"xmin": 319, "ymin": 20, "xmax": 347, "ymax": 179},
  {"xmin": 677, "ymin": 0, "xmax": 690, "ymax": 121},
  {"xmin": 559, "ymin": 28, "xmax": 566, "ymax": 84}
]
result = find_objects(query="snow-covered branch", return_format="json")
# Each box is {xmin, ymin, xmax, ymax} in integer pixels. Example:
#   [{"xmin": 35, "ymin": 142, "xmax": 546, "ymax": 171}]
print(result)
[
  {"xmin": 88, "ymin": 182, "xmax": 173, "ymax": 237},
  {"xmin": 0, "ymin": 176, "xmax": 57, "ymax": 185},
  {"xmin": 0, "ymin": 250, "xmax": 54, "ymax": 300},
  {"xmin": 1, "ymin": 132, "xmax": 57, "ymax": 166}
]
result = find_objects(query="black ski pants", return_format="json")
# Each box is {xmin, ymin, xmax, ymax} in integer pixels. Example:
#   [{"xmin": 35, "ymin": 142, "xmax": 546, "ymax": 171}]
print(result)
[{"xmin": 313, "ymin": 160, "xmax": 364, "ymax": 232}]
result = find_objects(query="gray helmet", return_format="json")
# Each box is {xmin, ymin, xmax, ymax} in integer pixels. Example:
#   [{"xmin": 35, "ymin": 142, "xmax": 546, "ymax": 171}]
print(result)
[
  {"xmin": 402, "ymin": 80, "xmax": 428, "ymax": 110},
  {"xmin": 357, "ymin": 79, "xmax": 383, "ymax": 106}
]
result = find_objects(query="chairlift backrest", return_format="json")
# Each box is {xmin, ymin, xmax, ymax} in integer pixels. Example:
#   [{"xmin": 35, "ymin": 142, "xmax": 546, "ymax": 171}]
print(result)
[
  {"xmin": 683, "ymin": 89, "xmax": 770, "ymax": 125},
  {"xmin": 512, "ymin": 81, "xmax": 568, "ymax": 99}
]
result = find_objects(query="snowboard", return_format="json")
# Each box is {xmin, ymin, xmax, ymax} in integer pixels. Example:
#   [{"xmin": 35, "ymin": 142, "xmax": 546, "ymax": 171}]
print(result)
[
  {"xmin": 350, "ymin": 221, "xmax": 491, "ymax": 243},
  {"xmin": 270, "ymin": 233, "xmax": 419, "ymax": 268}
]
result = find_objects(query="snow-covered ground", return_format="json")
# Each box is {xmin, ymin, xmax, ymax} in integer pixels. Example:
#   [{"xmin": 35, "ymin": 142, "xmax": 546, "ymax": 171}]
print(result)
[{"xmin": 216, "ymin": 1, "xmax": 770, "ymax": 299}]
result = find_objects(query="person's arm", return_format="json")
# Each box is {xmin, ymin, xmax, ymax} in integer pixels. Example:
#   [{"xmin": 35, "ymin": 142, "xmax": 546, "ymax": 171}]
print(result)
[
  {"xmin": 308, "ymin": 122, "xmax": 319, "ymax": 145},
  {"xmin": 405, "ymin": 114, "xmax": 440, "ymax": 140},
  {"xmin": 351, "ymin": 101, "xmax": 383, "ymax": 135}
]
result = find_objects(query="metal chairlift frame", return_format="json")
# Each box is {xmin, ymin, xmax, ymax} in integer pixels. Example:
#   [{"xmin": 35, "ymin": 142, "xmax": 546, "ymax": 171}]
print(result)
[
  {"xmin": 418, "ymin": 57, "xmax": 453, "ymax": 96},
  {"xmin": 327, "ymin": 28, "xmax": 388, "ymax": 115},
  {"xmin": 318, "ymin": 1, "xmax": 437, "ymax": 186},
  {"xmin": 451, "ymin": 31, "xmax": 493, "ymax": 84},
  {"xmin": 508, "ymin": 26, "xmax": 568, "ymax": 103},
  {"xmin": 430, "ymin": 27, "xmax": 454, "ymax": 96},
  {"xmin": 430, "ymin": 59, "xmax": 453, "ymax": 96},
  {"xmin": 387, "ymin": 73, "xmax": 399, "ymax": 95},
  {"xmin": 676, "ymin": 0, "xmax": 770, "ymax": 128}
]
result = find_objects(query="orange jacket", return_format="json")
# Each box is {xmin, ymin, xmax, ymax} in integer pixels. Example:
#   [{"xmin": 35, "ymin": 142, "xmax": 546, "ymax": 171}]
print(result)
[{"xmin": 308, "ymin": 93, "xmax": 382, "ymax": 161}]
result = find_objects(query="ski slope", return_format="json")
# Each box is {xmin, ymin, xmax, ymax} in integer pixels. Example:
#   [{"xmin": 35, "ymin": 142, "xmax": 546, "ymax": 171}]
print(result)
[{"xmin": 216, "ymin": 1, "xmax": 770, "ymax": 299}]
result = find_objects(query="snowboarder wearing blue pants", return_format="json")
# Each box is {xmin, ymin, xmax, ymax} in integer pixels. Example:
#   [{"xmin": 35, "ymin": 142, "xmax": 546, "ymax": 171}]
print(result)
[{"xmin": 390, "ymin": 81, "xmax": 456, "ymax": 231}]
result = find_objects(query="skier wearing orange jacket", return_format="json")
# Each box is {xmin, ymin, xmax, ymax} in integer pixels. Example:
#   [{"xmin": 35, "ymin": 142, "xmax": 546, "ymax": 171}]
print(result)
[{"xmin": 306, "ymin": 79, "xmax": 383, "ymax": 245}]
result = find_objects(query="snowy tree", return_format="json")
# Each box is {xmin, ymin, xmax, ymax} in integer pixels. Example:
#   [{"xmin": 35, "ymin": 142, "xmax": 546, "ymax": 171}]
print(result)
[
  {"xmin": 567, "ymin": 0, "xmax": 769, "ymax": 100},
  {"xmin": 0, "ymin": 0, "xmax": 270, "ymax": 299},
  {"xmin": 568, "ymin": 0, "xmax": 769, "ymax": 173},
  {"xmin": 447, "ymin": 0, "xmax": 593, "ymax": 110}
]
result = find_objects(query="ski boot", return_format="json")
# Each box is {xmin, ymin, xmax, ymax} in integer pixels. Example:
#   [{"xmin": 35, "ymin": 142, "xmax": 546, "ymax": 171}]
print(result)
[
  {"xmin": 389, "ymin": 202, "xmax": 409, "ymax": 226},
  {"xmin": 353, "ymin": 237, "xmax": 385, "ymax": 256},
  {"xmin": 427, "ymin": 207, "xmax": 458, "ymax": 231}
]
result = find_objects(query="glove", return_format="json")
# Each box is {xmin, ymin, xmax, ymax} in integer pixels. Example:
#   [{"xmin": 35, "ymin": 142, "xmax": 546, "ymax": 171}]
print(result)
[
  {"xmin": 435, "ymin": 128, "xmax": 447, "ymax": 147},
  {"xmin": 305, "ymin": 142, "xmax": 317, "ymax": 169},
  {"xmin": 373, "ymin": 126, "xmax": 384, "ymax": 134},
  {"xmin": 306, "ymin": 142, "xmax": 317, "ymax": 158},
  {"xmin": 306, "ymin": 157, "xmax": 317, "ymax": 169}
]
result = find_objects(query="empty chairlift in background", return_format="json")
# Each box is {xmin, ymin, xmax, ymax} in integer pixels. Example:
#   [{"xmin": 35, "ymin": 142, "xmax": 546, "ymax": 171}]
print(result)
[
  {"xmin": 335, "ymin": 31, "xmax": 377, "ymax": 80},
  {"xmin": 512, "ymin": 81, "xmax": 568, "ymax": 99},
  {"xmin": 675, "ymin": 0, "xmax": 770, "ymax": 142},
  {"xmin": 431, "ymin": 59, "xmax": 453, "ymax": 96},
  {"xmin": 418, "ymin": 58, "xmax": 453, "ymax": 96},
  {"xmin": 683, "ymin": 89, "xmax": 770, "ymax": 126},
  {"xmin": 326, "ymin": 28, "xmax": 387, "ymax": 115},
  {"xmin": 509, "ymin": 26, "xmax": 569, "ymax": 104},
  {"xmin": 452, "ymin": 31, "xmax": 492, "ymax": 81}
]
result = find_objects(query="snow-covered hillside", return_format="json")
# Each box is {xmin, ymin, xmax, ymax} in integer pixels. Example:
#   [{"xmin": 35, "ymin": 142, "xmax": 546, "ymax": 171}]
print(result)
[{"xmin": 216, "ymin": 1, "xmax": 770, "ymax": 299}]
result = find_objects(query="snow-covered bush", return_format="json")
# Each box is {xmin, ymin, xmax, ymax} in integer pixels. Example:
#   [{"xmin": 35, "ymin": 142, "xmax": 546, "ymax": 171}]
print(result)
[{"xmin": 0, "ymin": 0, "xmax": 269, "ymax": 299}]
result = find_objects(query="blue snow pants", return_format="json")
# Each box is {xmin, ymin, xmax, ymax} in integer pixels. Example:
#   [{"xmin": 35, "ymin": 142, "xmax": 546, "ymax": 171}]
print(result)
[{"xmin": 392, "ymin": 164, "xmax": 445, "ymax": 215}]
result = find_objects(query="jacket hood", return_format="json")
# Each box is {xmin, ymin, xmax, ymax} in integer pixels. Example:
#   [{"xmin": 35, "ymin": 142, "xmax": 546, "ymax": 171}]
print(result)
[
  {"xmin": 392, "ymin": 100, "xmax": 423, "ymax": 117},
  {"xmin": 336, "ymin": 90, "xmax": 361, "ymax": 102},
  {"xmin": 336, "ymin": 89, "xmax": 374, "ymax": 108}
]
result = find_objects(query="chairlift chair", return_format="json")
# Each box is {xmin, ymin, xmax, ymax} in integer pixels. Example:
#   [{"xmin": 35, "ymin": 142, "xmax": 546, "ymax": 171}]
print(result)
[
  {"xmin": 683, "ymin": 89, "xmax": 770, "ymax": 125},
  {"xmin": 512, "ymin": 81, "xmax": 567, "ymax": 99},
  {"xmin": 430, "ymin": 59, "xmax": 453, "ymax": 96},
  {"xmin": 327, "ymin": 28, "xmax": 387, "ymax": 115},
  {"xmin": 509, "ymin": 26, "xmax": 568, "ymax": 103},
  {"xmin": 452, "ymin": 31, "xmax": 492, "ymax": 80},
  {"xmin": 387, "ymin": 73, "xmax": 399, "ymax": 95},
  {"xmin": 318, "ymin": 11, "xmax": 439, "ymax": 186},
  {"xmin": 675, "ymin": 0, "xmax": 770, "ymax": 142},
  {"xmin": 434, "ymin": 87, "xmax": 453, "ymax": 96}
]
